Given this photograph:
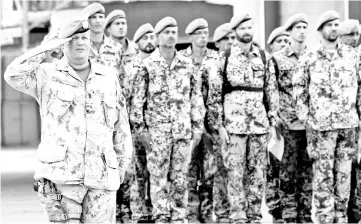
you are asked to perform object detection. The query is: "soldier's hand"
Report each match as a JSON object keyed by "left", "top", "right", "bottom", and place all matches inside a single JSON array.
[
  {"left": 139, "top": 132, "right": 151, "bottom": 151},
  {"left": 192, "top": 132, "right": 202, "bottom": 150},
  {"left": 218, "top": 126, "right": 230, "bottom": 146}
]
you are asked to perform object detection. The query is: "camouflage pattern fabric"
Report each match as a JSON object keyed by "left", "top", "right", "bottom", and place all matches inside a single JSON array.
[
  {"left": 293, "top": 43, "right": 361, "bottom": 131},
  {"left": 130, "top": 48, "right": 205, "bottom": 222},
  {"left": 308, "top": 128, "right": 356, "bottom": 224},
  {"left": 4, "top": 52, "right": 133, "bottom": 189},
  {"left": 179, "top": 46, "right": 220, "bottom": 222},
  {"left": 38, "top": 182, "right": 116, "bottom": 223},
  {"left": 223, "top": 133, "right": 268, "bottom": 223}
]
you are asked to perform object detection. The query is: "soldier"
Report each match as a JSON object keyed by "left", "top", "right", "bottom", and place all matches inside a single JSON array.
[
  {"left": 212, "top": 22, "right": 234, "bottom": 223},
  {"left": 4, "top": 17, "right": 133, "bottom": 223},
  {"left": 179, "top": 18, "right": 219, "bottom": 223},
  {"left": 105, "top": 9, "right": 140, "bottom": 223},
  {"left": 82, "top": 3, "right": 122, "bottom": 74},
  {"left": 208, "top": 13, "right": 279, "bottom": 223},
  {"left": 338, "top": 19, "right": 361, "bottom": 224},
  {"left": 293, "top": 10, "right": 361, "bottom": 223},
  {"left": 267, "top": 13, "right": 313, "bottom": 223},
  {"left": 131, "top": 16, "right": 205, "bottom": 223},
  {"left": 213, "top": 23, "right": 236, "bottom": 52},
  {"left": 134, "top": 23, "right": 156, "bottom": 59},
  {"left": 267, "top": 26, "right": 290, "bottom": 53},
  {"left": 130, "top": 23, "right": 157, "bottom": 223}
]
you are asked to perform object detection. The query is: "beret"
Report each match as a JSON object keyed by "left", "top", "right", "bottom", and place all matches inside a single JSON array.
[
  {"left": 133, "top": 23, "right": 155, "bottom": 43},
  {"left": 339, "top": 19, "right": 360, "bottom": 35},
  {"left": 213, "top": 23, "right": 233, "bottom": 42},
  {"left": 229, "top": 13, "right": 252, "bottom": 29},
  {"left": 105, "top": 10, "right": 126, "bottom": 29},
  {"left": 316, "top": 10, "right": 340, "bottom": 31},
  {"left": 154, "top": 17, "right": 177, "bottom": 35},
  {"left": 284, "top": 13, "right": 308, "bottom": 31},
  {"left": 83, "top": 3, "right": 105, "bottom": 18},
  {"left": 58, "top": 17, "right": 89, "bottom": 39},
  {"left": 185, "top": 18, "right": 208, "bottom": 34},
  {"left": 267, "top": 26, "right": 289, "bottom": 44}
]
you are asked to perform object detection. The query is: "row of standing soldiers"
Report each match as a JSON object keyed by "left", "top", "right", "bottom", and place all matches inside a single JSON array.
[{"left": 5, "top": 2, "right": 361, "bottom": 223}]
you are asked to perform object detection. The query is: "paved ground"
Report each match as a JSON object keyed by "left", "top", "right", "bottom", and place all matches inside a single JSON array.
[{"left": 1, "top": 148, "right": 273, "bottom": 224}]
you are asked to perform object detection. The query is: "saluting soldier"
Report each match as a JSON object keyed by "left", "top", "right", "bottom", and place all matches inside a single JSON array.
[{"left": 4, "top": 17, "right": 133, "bottom": 223}]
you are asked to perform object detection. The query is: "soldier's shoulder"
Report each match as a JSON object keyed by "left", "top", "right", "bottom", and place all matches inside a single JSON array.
[{"left": 178, "top": 52, "right": 193, "bottom": 64}]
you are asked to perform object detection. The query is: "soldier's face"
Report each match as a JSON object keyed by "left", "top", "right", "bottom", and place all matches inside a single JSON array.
[
  {"left": 340, "top": 32, "right": 360, "bottom": 48},
  {"left": 191, "top": 27, "right": 209, "bottom": 48},
  {"left": 107, "top": 18, "right": 127, "bottom": 38},
  {"left": 320, "top": 19, "right": 340, "bottom": 42},
  {"left": 88, "top": 13, "right": 105, "bottom": 34},
  {"left": 158, "top": 26, "right": 178, "bottom": 48},
  {"left": 138, "top": 32, "right": 156, "bottom": 53},
  {"left": 217, "top": 32, "right": 236, "bottom": 51},
  {"left": 64, "top": 31, "right": 91, "bottom": 63},
  {"left": 290, "top": 22, "right": 308, "bottom": 43},
  {"left": 235, "top": 19, "right": 253, "bottom": 43},
  {"left": 270, "top": 35, "right": 290, "bottom": 53}
]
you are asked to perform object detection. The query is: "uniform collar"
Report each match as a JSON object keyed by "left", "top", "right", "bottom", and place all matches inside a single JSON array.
[
  {"left": 233, "top": 42, "right": 260, "bottom": 57},
  {"left": 316, "top": 42, "right": 344, "bottom": 59},
  {"left": 151, "top": 48, "right": 184, "bottom": 70}
]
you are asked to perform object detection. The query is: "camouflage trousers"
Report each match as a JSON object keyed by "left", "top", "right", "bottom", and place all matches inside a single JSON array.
[
  {"left": 147, "top": 123, "right": 193, "bottom": 223},
  {"left": 116, "top": 159, "right": 135, "bottom": 222},
  {"left": 187, "top": 132, "right": 215, "bottom": 222},
  {"left": 308, "top": 128, "right": 356, "bottom": 224},
  {"left": 213, "top": 134, "right": 231, "bottom": 222},
  {"left": 130, "top": 135, "right": 152, "bottom": 222},
  {"left": 38, "top": 181, "right": 116, "bottom": 223},
  {"left": 223, "top": 133, "right": 268, "bottom": 223},
  {"left": 266, "top": 129, "right": 313, "bottom": 223},
  {"left": 347, "top": 137, "right": 361, "bottom": 224}
]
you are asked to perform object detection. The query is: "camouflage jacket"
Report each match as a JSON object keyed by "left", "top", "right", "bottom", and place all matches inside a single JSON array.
[
  {"left": 179, "top": 46, "right": 222, "bottom": 133},
  {"left": 131, "top": 48, "right": 205, "bottom": 139},
  {"left": 89, "top": 35, "right": 122, "bottom": 75},
  {"left": 208, "top": 43, "right": 279, "bottom": 134},
  {"left": 4, "top": 50, "right": 133, "bottom": 191},
  {"left": 273, "top": 46, "right": 307, "bottom": 130},
  {"left": 293, "top": 43, "right": 361, "bottom": 131}
]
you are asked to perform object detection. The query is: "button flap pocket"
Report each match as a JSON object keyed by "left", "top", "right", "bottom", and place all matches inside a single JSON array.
[
  {"left": 102, "top": 152, "right": 118, "bottom": 169},
  {"left": 38, "top": 143, "right": 67, "bottom": 163}
]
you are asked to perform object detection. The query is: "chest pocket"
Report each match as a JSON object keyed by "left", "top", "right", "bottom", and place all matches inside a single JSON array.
[
  {"left": 278, "top": 64, "right": 293, "bottom": 88},
  {"left": 48, "top": 91, "right": 75, "bottom": 120},
  {"left": 102, "top": 95, "right": 118, "bottom": 129},
  {"left": 251, "top": 63, "right": 265, "bottom": 87}
]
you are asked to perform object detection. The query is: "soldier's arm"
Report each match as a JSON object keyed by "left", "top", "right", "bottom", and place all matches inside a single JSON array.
[
  {"left": 4, "top": 50, "right": 49, "bottom": 101},
  {"left": 130, "top": 64, "right": 148, "bottom": 135},
  {"left": 265, "top": 54, "right": 280, "bottom": 127},
  {"left": 292, "top": 54, "right": 310, "bottom": 123},
  {"left": 207, "top": 59, "right": 224, "bottom": 132},
  {"left": 191, "top": 65, "right": 206, "bottom": 134},
  {"left": 113, "top": 81, "right": 133, "bottom": 174}
]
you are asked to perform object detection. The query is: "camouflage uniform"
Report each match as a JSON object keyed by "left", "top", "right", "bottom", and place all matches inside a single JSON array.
[
  {"left": 4, "top": 49, "right": 133, "bottom": 223},
  {"left": 266, "top": 46, "right": 313, "bottom": 222},
  {"left": 293, "top": 43, "right": 361, "bottom": 223},
  {"left": 117, "top": 37, "right": 140, "bottom": 223},
  {"left": 130, "top": 52, "right": 153, "bottom": 222},
  {"left": 179, "top": 46, "right": 219, "bottom": 222},
  {"left": 348, "top": 46, "right": 361, "bottom": 224},
  {"left": 208, "top": 43, "right": 279, "bottom": 223},
  {"left": 131, "top": 48, "right": 205, "bottom": 223}
]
